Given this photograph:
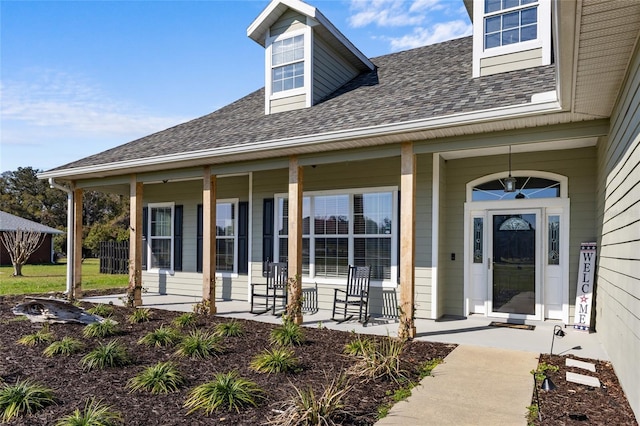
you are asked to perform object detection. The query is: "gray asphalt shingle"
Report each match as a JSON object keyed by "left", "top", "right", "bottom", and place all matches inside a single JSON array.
[{"left": 48, "top": 36, "right": 555, "bottom": 172}]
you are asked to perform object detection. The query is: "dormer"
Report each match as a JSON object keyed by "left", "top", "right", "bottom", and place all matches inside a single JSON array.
[
  {"left": 248, "top": 0, "right": 374, "bottom": 115},
  {"left": 469, "top": 0, "right": 552, "bottom": 77}
]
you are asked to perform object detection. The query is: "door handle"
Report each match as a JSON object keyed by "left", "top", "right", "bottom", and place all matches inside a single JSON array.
[{"left": 488, "top": 258, "right": 491, "bottom": 270}]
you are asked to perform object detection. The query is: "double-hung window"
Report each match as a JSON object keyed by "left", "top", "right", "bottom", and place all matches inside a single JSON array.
[
  {"left": 484, "top": 0, "right": 538, "bottom": 49},
  {"left": 148, "top": 203, "right": 174, "bottom": 270},
  {"left": 271, "top": 34, "right": 304, "bottom": 94},
  {"left": 275, "top": 188, "right": 396, "bottom": 283},
  {"left": 216, "top": 201, "right": 237, "bottom": 273}
]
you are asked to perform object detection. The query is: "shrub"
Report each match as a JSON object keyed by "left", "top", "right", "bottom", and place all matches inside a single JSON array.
[
  {"left": 214, "top": 320, "right": 244, "bottom": 337},
  {"left": 17, "top": 325, "right": 54, "bottom": 346},
  {"left": 127, "top": 362, "right": 184, "bottom": 394},
  {"left": 172, "top": 313, "right": 197, "bottom": 328},
  {"left": 343, "top": 334, "right": 375, "bottom": 357},
  {"left": 80, "top": 340, "right": 130, "bottom": 370},
  {"left": 175, "top": 329, "right": 223, "bottom": 359},
  {"left": 87, "top": 304, "right": 114, "bottom": 318},
  {"left": 0, "top": 379, "right": 56, "bottom": 422},
  {"left": 269, "top": 375, "right": 352, "bottom": 426},
  {"left": 128, "top": 308, "right": 152, "bottom": 324},
  {"left": 270, "top": 320, "right": 305, "bottom": 347},
  {"left": 44, "top": 337, "right": 84, "bottom": 357},
  {"left": 83, "top": 320, "right": 119, "bottom": 338},
  {"left": 250, "top": 347, "right": 300, "bottom": 374},
  {"left": 55, "top": 398, "right": 122, "bottom": 426},
  {"left": 138, "top": 325, "right": 181, "bottom": 347},
  {"left": 184, "top": 372, "right": 264, "bottom": 414},
  {"left": 348, "top": 336, "right": 407, "bottom": 383}
]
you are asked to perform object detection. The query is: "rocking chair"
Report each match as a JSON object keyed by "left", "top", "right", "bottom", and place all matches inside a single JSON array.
[
  {"left": 331, "top": 265, "right": 371, "bottom": 324},
  {"left": 250, "top": 262, "right": 288, "bottom": 315}
]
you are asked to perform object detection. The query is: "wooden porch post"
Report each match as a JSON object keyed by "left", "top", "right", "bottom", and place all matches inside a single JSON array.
[
  {"left": 72, "top": 187, "right": 83, "bottom": 300},
  {"left": 287, "top": 156, "right": 304, "bottom": 324},
  {"left": 128, "top": 176, "right": 143, "bottom": 307},
  {"left": 399, "top": 142, "right": 417, "bottom": 339},
  {"left": 202, "top": 167, "right": 217, "bottom": 314}
]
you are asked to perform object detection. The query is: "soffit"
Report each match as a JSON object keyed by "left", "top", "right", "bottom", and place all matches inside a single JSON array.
[{"left": 572, "top": 0, "right": 640, "bottom": 117}]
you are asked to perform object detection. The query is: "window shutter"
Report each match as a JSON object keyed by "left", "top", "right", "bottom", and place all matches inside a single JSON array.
[
  {"left": 263, "top": 198, "right": 274, "bottom": 276},
  {"left": 174, "top": 205, "right": 183, "bottom": 271},
  {"left": 238, "top": 201, "right": 249, "bottom": 274},
  {"left": 196, "top": 204, "right": 203, "bottom": 273},
  {"left": 142, "top": 207, "right": 148, "bottom": 271}
]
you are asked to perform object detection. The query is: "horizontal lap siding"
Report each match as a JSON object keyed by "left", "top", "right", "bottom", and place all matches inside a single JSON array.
[
  {"left": 270, "top": 10, "right": 305, "bottom": 38},
  {"left": 443, "top": 147, "right": 597, "bottom": 316},
  {"left": 250, "top": 156, "right": 434, "bottom": 318},
  {"left": 480, "top": 48, "right": 542, "bottom": 76},
  {"left": 313, "top": 36, "right": 359, "bottom": 104},
  {"left": 596, "top": 43, "right": 640, "bottom": 419},
  {"left": 143, "top": 176, "right": 249, "bottom": 299},
  {"left": 416, "top": 154, "right": 434, "bottom": 318}
]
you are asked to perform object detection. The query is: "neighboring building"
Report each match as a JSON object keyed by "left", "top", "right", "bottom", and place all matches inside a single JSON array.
[
  {"left": 0, "top": 211, "right": 63, "bottom": 265},
  {"left": 39, "top": 0, "right": 640, "bottom": 417}
]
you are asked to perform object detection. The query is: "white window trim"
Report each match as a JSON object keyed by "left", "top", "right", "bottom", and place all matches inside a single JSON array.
[
  {"left": 264, "top": 26, "right": 312, "bottom": 113},
  {"left": 274, "top": 186, "right": 398, "bottom": 287},
  {"left": 216, "top": 198, "right": 239, "bottom": 277},
  {"left": 472, "top": 0, "right": 551, "bottom": 78},
  {"left": 147, "top": 202, "right": 174, "bottom": 273}
]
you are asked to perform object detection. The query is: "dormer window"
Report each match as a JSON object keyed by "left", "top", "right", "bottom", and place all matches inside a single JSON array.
[
  {"left": 272, "top": 34, "right": 304, "bottom": 93},
  {"left": 472, "top": 0, "right": 551, "bottom": 78},
  {"left": 484, "top": 0, "right": 538, "bottom": 49}
]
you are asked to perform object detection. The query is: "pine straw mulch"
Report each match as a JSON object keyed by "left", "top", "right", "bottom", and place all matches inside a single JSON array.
[{"left": 0, "top": 295, "right": 455, "bottom": 425}]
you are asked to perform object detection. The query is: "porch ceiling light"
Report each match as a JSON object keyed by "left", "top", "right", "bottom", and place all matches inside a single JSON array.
[{"left": 504, "top": 146, "right": 517, "bottom": 193}]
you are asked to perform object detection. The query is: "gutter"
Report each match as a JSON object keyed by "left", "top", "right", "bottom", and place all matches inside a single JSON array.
[
  {"left": 48, "top": 178, "right": 74, "bottom": 298},
  {"left": 39, "top": 93, "right": 564, "bottom": 180}
]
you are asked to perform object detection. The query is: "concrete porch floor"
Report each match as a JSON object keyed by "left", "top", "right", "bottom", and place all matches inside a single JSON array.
[{"left": 83, "top": 293, "right": 609, "bottom": 361}]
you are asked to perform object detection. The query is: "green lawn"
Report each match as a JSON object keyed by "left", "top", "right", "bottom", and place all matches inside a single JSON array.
[{"left": 0, "top": 258, "right": 127, "bottom": 295}]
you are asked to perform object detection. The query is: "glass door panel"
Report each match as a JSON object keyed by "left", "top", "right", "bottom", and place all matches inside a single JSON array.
[{"left": 491, "top": 213, "right": 536, "bottom": 316}]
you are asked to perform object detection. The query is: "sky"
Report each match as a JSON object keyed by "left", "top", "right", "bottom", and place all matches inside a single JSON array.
[{"left": 0, "top": 0, "right": 472, "bottom": 173}]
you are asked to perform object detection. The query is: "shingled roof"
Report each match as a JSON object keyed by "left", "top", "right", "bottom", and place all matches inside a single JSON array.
[
  {"left": 47, "top": 36, "right": 555, "bottom": 172},
  {"left": 0, "top": 211, "right": 63, "bottom": 234}
]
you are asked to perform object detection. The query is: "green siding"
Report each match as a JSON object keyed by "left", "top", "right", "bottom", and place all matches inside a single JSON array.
[
  {"left": 596, "top": 42, "right": 640, "bottom": 419},
  {"left": 442, "top": 147, "right": 597, "bottom": 316}
]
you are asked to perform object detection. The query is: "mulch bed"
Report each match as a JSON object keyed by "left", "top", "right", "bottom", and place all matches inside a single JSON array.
[
  {"left": 1, "top": 294, "right": 637, "bottom": 425},
  {"left": 530, "top": 353, "right": 637, "bottom": 425},
  {"left": 0, "top": 295, "right": 455, "bottom": 425}
]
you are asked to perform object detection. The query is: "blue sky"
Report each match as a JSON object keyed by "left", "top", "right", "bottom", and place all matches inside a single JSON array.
[{"left": 1, "top": 0, "right": 471, "bottom": 173}]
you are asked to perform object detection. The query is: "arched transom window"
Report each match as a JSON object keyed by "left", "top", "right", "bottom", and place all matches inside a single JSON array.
[{"left": 472, "top": 176, "right": 561, "bottom": 201}]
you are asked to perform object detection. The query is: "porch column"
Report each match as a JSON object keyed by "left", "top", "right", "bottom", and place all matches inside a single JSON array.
[
  {"left": 72, "top": 187, "right": 83, "bottom": 300},
  {"left": 128, "top": 176, "right": 143, "bottom": 307},
  {"left": 202, "top": 167, "right": 217, "bottom": 314},
  {"left": 399, "top": 142, "right": 417, "bottom": 339},
  {"left": 287, "top": 156, "right": 304, "bottom": 324}
]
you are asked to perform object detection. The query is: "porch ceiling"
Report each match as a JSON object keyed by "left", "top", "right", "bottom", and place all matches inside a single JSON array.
[{"left": 572, "top": 0, "right": 640, "bottom": 118}]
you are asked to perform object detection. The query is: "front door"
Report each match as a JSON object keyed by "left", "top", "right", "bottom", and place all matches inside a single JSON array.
[{"left": 488, "top": 210, "right": 541, "bottom": 319}]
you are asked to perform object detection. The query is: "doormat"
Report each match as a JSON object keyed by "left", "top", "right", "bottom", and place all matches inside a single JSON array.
[{"left": 489, "top": 321, "right": 535, "bottom": 330}]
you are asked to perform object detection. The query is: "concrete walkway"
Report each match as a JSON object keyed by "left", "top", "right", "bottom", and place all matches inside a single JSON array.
[{"left": 375, "top": 345, "right": 539, "bottom": 425}]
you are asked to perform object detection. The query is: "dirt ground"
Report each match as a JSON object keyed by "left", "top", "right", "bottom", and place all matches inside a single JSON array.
[
  {"left": 0, "top": 295, "right": 455, "bottom": 425},
  {"left": 0, "top": 294, "right": 636, "bottom": 425}
]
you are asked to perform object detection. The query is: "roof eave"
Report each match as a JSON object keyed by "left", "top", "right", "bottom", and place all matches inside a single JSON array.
[{"left": 38, "top": 94, "right": 562, "bottom": 181}]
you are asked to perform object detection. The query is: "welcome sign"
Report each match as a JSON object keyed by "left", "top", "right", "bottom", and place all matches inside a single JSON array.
[{"left": 574, "top": 242, "right": 597, "bottom": 331}]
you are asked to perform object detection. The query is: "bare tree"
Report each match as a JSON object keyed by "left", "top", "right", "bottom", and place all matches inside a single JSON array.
[{"left": 0, "top": 228, "right": 46, "bottom": 276}]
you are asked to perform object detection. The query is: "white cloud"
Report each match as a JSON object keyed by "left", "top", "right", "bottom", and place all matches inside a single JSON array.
[
  {"left": 349, "top": 0, "right": 442, "bottom": 28},
  {"left": 387, "top": 19, "right": 472, "bottom": 50},
  {"left": 0, "top": 70, "right": 188, "bottom": 145},
  {"left": 0, "top": 69, "right": 190, "bottom": 171}
]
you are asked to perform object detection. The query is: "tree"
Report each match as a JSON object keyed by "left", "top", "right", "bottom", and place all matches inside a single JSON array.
[
  {"left": 0, "top": 228, "right": 46, "bottom": 276},
  {"left": 1, "top": 167, "right": 130, "bottom": 257}
]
